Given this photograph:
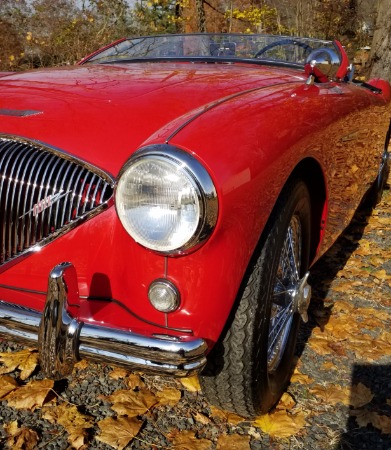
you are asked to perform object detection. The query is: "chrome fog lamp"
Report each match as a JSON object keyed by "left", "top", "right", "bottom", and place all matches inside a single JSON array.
[
  {"left": 115, "top": 145, "right": 218, "bottom": 254},
  {"left": 148, "top": 279, "right": 180, "bottom": 313}
]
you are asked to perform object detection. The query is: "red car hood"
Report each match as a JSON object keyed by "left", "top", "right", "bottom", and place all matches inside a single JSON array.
[{"left": 0, "top": 63, "right": 303, "bottom": 175}]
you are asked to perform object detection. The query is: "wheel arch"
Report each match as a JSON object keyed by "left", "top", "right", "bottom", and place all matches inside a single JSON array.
[{"left": 285, "top": 157, "right": 327, "bottom": 264}]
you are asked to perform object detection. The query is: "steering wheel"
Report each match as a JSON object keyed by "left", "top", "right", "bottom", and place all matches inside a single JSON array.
[{"left": 255, "top": 39, "right": 312, "bottom": 58}]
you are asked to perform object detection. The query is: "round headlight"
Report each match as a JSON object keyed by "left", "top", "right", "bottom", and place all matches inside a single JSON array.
[{"left": 115, "top": 145, "right": 217, "bottom": 254}]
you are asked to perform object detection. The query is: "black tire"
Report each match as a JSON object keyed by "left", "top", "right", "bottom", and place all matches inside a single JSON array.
[
  {"left": 200, "top": 179, "right": 311, "bottom": 418},
  {"left": 372, "top": 149, "right": 390, "bottom": 206}
]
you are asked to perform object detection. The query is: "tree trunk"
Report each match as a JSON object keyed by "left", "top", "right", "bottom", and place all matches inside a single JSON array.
[
  {"left": 196, "top": 0, "right": 206, "bottom": 32},
  {"left": 369, "top": 0, "right": 391, "bottom": 82}
]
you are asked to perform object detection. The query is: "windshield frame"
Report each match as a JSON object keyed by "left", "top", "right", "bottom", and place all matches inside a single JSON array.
[{"left": 80, "top": 33, "right": 341, "bottom": 71}]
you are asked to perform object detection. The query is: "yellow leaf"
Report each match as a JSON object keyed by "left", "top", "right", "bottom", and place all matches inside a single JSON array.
[
  {"left": 253, "top": 410, "right": 305, "bottom": 438},
  {"left": 350, "top": 383, "right": 374, "bottom": 408},
  {"left": 42, "top": 403, "right": 94, "bottom": 449},
  {"left": 5, "top": 379, "right": 54, "bottom": 410},
  {"left": 193, "top": 411, "right": 211, "bottom": 425},
  {"left": 217, "top": 433, "right": 250, "bottom": 449},
  {"left": 168, "top": 430, "right": 212, "bottom": 450},
  {"left": 73, "top": 359, "right": 89, "bottom": 371},
  {"left": 97, "top": 416, "right": 143, "bottom": 450},
  {"left": 310, "top": 385, "right": 350, "bottom": 406},
  {"left": 320, "top": 361, "right": 338, "bottom": 371},
  {"left": 0, "top": 349, "right": 39, "bottom": 380},
  {"left": 180, "top": 375, "right": 201, "bottom": 392},
  {"left": 0, "top": 375, "right": 19, "bottom": 398},
  {"left": 155, "top": 387, "right": 181, "bottom": 407},
  {"left": 108, "top": 388, "right": 157, "bottom": 417},
  {"left": 4, "top": 421, "right": 39, "bottom": 450},
  {"left": 373, "top": 269, "right": 391, "bottom": 281}
]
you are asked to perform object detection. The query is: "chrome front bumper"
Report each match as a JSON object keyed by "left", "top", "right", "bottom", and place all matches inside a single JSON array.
[{"left": 0, "top": 263, "right": 208, "bottom": 379}]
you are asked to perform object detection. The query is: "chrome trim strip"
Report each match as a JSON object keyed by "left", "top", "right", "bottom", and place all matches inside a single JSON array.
[
  {"left": 0, "top": 109, "right": 43, "bottom": 117},
  {"left": 0, "top": 263, "right": 207, "bottom": 377}
]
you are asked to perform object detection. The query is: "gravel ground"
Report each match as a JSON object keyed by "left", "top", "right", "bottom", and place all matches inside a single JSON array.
[{"left": 0, "top": 184, "right": 390, "bottom": 450}]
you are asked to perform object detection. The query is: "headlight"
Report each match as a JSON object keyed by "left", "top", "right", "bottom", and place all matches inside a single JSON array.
[{"left": 115, "top": 145, "right": 218, "bottom": 254}]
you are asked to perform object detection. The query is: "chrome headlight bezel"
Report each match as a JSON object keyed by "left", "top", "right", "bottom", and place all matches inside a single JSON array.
[{"left": 115, "top": 144, "right": 218, "bottom": 255}]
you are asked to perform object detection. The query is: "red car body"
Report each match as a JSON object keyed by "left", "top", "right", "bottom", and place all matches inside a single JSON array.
[{"left": 0, "top": 35, "right": 390, "bottom": 411}]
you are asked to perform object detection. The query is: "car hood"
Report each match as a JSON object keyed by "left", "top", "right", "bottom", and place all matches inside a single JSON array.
[{"left": 0, "top": 62, "right": 303, "bottom": 175}]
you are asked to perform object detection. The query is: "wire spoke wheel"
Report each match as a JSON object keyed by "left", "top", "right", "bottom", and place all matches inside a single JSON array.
[
  {"left": 201, "top": 179, "right": 311, "bottom": 418},
  {"left": 268, "top": 215, "right": 301, "bottom": 372}
]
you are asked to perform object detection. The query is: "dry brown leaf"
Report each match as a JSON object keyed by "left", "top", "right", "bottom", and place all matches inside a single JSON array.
[
  {"left": 126, "top": 373, "right": 145, "bottom": 389},
  {"left": 180, "top": 375, "right": 201, "bottom": 392},
  {"left": 350, "top": 409, "right": 374, "bottom": 427},
  {"left": 253, "top": 410, "right": 306, "bottom": 438},
  {"left": 97, "top": 416, "right": 143, "bottom": 450},
  {"left": 275, "top": 392, "right": 296, "bottom": 411},
  {"left": 4, "top": 420, "right": 39, "bottom": 450},
  {"left": 387, "top": 398, "right": 391, "bottom": 407},
  {"left": 0, "top": 374, "right": 19, "bottom": 398},
  {"left": 208, "top": 406, "right": 246, "bottom": 425},
  {"left": 320, "top": 361, "right": 338, "bottom": 371},
  {"left": 0, "top": 349, "right": 39, "bottom": 380},
  {"left": 291, "top": 367, "right": 314, "bottom": 384},
  {"left": 42, "top": 403, "right": 94, "bottom": 449},
  {"left": 310, "top": 385, "right": 350, "bottom": 406},
  {"left": 307, "top": 337, "right": 334, "bottom": 356},
  {"left": 193, "top": 411, "right": 212, "bottom": 425},
  {"left": 73, "top": 359, "right": 89, "bottom": 371},
  {"left": 5, "top": 379, "right": 54, "bottom": 410},
  {"left": 216, "top": 433, "right": 250, "bottom": 449},
  {"left": 108, "top": 388, "right": 157, "bottom": 417},
  {"left": 155, "top": 387, "right": 181, "bottom": 407},
  {"left": 109, "top": 367, "right": 129, "bottom": 380},
  {"left": 350, "top": 383, "right": 374, "bottom": 408},
  {"left": 168, "top": 430, "right": 212, "bottom": 450},
  {"left": 373, "top": 414, "right": 391, "bottom": 434}
]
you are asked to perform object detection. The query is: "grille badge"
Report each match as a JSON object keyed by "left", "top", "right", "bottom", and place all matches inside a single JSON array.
[{"left": 19, "top": 190, "right": 72, "bottom": 219}]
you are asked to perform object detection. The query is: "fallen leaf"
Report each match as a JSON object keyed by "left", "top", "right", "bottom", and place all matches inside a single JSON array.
[
  {"left": 193, "top": 411, "right": 211, "bottom": 425},
  {"left": 350, "top": 408, "right": 375, "bottom": 427},
  {"left": 350, "top": 383, "right": 374, "bottom": 408},
  {"left": 4, "top": 420, "right": 39, "bottom": 450},
  {"left": 73, "top": 360, "right": 89, "bottom": 371},
  {"left": 42, "top": 403, "right": 94, "bottom": 449},
  {"left": 0, "top": 375, "right": 19, "bottom": 398},
  {"left": 209, "top": 406, "right": 245, "bottom": 425},
  {"left": 310, "top": 385, "right": 350, "bottom": 406},
  {"left": 253, "top": 410, "right": 305, "bottom": 438},
  {"left": 320, "top": 361, "right": 338, "bottom": 371},
  {"left": 126, "top": 373, "right": 145, "bottom": 389},
  {"left": 108, "top": 388, "right": 157, "bottom": 417},
  {"left": 275, "top": 392, "right": 296, "bottom": 411},
  {"left": 291, "top": 369, "right": 313, "bottom": 385},
  {"left": 155, "top": 387, "right": 181, "bottom": 407},
  {"left": 0, "top": 349, "right": 39, "bottom": 380},
  {"left": 109, "top": 367, "right": 129, "bottom": 380},
  {"left": 373, "top": 414, "right": 391, "bottom": 434},
  {"left": 216, "top": 433, "right": 250, "bottom": 449},
  {"left": 180, "top": 375, "right": 201, "bottom": 392},
  {"left": 168, "top": 430, "right": 212, "bottom": 450},
  {"left": 97, "top": 416, "right": 143, "bottom": 450},
  {"left": 5, "top": 379, "right": 54, "bottom": 410}
]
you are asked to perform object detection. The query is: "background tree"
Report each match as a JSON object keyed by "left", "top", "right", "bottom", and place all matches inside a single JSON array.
[{"left": 368, "top": 0, "right": 391, "bottom": 83}]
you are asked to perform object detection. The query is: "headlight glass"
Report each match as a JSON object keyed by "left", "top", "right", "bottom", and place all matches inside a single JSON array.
[{"left": 115, "top": 146, "right": 217, "bottom": 254}]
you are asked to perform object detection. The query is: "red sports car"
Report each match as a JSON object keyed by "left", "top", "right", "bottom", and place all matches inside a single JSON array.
[{"left": 0, "top": 34, "right": 390, "bottom": 418}]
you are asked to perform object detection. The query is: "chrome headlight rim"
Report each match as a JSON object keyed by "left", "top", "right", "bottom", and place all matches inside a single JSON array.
[{"left": 115, "top": 144, "right": 218, "bottom": 255}]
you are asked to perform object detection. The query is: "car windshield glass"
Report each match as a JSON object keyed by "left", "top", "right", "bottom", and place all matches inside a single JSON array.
[{"left": 84, "top": 34, "right": 339, "bottom": 68}]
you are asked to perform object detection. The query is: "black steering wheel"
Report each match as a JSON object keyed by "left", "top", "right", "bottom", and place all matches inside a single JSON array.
[{"left": 254, "top": 39, "right": 312, "bottom": 58}]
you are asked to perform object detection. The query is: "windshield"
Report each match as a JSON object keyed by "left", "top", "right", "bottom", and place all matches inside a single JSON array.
[{"left": 83, "top": 34, "right": 340, "bottom": 69}]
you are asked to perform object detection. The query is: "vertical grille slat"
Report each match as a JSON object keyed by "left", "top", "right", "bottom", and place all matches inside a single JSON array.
[{"left": 0, "top": 137, "right": 113, "bottom": 267}]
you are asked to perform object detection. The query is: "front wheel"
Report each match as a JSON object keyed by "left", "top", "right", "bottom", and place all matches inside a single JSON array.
[{"left": 201, "top": 179, "right": 312, "bottom": 418}]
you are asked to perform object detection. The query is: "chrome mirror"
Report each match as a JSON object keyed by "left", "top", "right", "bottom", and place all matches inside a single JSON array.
[{"left": 305, "top": 48, "right": 341, "bottom": 84}]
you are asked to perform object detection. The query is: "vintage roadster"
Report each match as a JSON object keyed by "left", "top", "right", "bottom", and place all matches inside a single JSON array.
[{"left": 0, "top": 34, "right": 390, "bottom": 418}]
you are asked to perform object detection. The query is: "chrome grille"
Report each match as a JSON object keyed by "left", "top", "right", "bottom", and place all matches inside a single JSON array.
[{"left": 0, "top": 136, "right": 113, "bottom": 266}]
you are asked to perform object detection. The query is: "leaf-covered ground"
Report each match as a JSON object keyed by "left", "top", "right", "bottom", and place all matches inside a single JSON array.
[{"left": 0, "top": 183, "right": 390, "bottom": 450}]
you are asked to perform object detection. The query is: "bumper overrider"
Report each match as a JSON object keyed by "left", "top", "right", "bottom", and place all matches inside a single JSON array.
[{"left": 0, "top": 263, "right": 208, "bottom": 379}]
